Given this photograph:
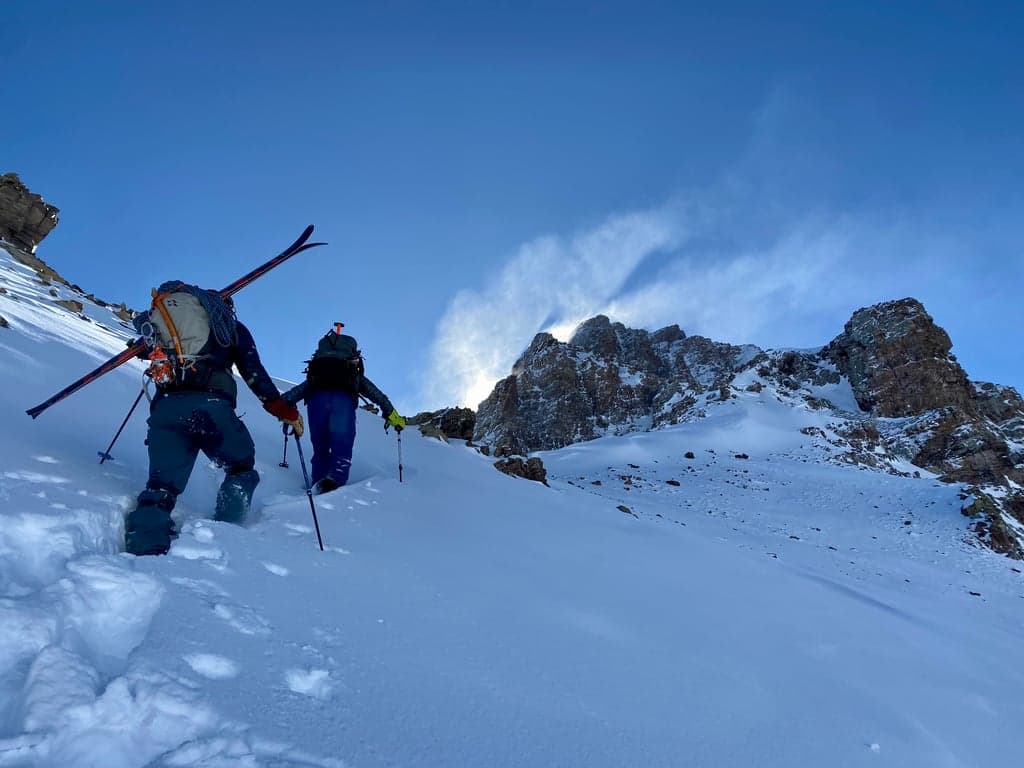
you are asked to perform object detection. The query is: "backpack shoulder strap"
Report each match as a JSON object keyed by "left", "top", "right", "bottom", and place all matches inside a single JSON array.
[{"left": 150, "top": 287, "right": 185, "bottom": 359}]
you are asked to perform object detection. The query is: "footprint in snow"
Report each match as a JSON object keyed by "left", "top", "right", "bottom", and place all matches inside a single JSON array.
[
  {"left": 183, "top": 653, "right": 240, "bottom": 680},
  {"left": 213, "top": 602, "right": 271, "bottom": 636},
  {"left": 61, "top": 557, "right": 164, "bottom": 677},
  {"left": 169, "top": 576, "right": 230, "bottom": 599},
  {"left": 285, "top": 668, "right": 333, "bottom": 700},
  {"left": 284, "top": 522, "right": 313, "bottom": 536},
  {"left": 171, "top": 543, "right": 225, "bottom": 562},
  {"left": 31, "top": 455, "right": 60, "bottom": 464},
  {"left": 3, "top": 470, "right": 71, "bottom": 484},
  {"left": 262, "top": 562, "right": 290, "bottom": 576},
  {"left": 171, "top": 522, "right": 226, "bottom": 563},
  {"left": 190, "top": 523, "right": 216, "bottom": 543}
]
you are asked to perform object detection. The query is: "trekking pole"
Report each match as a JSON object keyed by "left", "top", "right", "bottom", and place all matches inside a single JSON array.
[
  {"left": 290, "top": 427, "right": 324, "bottom": 551},
  {"left": 397, "top": 429, "right": 404, "bottom": 483},
  {"left": 98, "top": 385, "right": 147, "bottom": 464},
  {"left": 278, "top": 424, "right": 290, "bottom": 468}
]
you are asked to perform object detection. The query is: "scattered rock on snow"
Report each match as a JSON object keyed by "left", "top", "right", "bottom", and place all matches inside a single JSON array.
[{"left": 55, "top": 298, "right": 84, "bottom": 314}]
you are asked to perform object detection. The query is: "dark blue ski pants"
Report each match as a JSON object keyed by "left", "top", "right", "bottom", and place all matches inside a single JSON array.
[
  {"left": 125, "top": 392, "right": 258, "bottom": 555},
  {"left": 306, "top": 389, "right": 357, "bottom": 487}
]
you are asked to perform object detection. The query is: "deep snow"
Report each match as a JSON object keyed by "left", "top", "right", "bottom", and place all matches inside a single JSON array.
[{"left": 2, "top": 245, "right": 1023, "bottom": 767}]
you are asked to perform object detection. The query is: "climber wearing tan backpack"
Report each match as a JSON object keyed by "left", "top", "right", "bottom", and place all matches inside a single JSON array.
[{"left": 124, "top": 280, "right": 302, "bottom": 555}]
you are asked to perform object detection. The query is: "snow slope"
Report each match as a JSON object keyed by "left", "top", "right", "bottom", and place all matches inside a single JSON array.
[{"left": 2, "top": 246, "right": 1024, "bottom": 767}]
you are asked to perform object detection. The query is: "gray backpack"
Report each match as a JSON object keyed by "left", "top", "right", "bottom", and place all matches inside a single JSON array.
[{"left": 134, "top": 281, "right": 236, "bottom": 385}]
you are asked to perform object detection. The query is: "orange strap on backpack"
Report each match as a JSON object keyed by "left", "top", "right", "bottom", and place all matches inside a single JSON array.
[{"left": 151, "top": 288, "right": 185, "bottom": 360}]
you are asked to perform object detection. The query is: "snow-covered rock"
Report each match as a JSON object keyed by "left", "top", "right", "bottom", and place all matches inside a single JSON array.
[{"left": 474, "top": 304, "right": 1024, "bottom": 557}]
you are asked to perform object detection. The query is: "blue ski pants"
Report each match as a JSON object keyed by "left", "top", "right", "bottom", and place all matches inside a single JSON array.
[{"left": 306, "top": 389, "right": 357, "bottom": 487}]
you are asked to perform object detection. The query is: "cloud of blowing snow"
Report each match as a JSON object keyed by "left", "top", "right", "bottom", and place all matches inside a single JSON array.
[
  {"left": 422, "top": 208, "right": 685, "bottom": 409},
  {"left": 422, "top": 204, "right": 870, "bottom": 409}
]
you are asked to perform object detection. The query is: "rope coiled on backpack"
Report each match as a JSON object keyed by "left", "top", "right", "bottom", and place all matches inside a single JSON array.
[{"left": 155, "top": 281, "right": 238, "bottom": 348}]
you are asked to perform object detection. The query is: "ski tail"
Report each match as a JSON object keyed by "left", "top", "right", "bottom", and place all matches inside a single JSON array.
[{"left": 26, "top": 342, "right": 145, "bottom": 419}]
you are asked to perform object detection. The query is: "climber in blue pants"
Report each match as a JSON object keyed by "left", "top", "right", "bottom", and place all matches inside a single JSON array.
[
  {"left": 306, "top": 388, "right": 358, "bottom": 487},
  {"left": 284, "top": 325, "right": 405, "bottom": 494}
]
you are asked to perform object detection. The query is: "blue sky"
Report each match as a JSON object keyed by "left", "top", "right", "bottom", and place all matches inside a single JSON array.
[{"left": 3, "top": 0, "right": 1022, "bottom": 411}]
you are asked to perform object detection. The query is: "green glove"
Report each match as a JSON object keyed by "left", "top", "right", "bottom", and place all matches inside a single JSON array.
[{"left": 386, "top": 409, "right": 406, "bottom": 432}]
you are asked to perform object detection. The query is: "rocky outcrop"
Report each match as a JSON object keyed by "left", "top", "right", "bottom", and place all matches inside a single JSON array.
[
  {"left": 0, "top": 174, "right": 59, "bottom": 252},
  {"left": 825, "top": 299, "right": 972, "bottom": 417},
  {"left": 820, "top": 299, "right": 1024, "bottom": 556},
  {"left": 961, "top": 491, "right": 1024, "bottom": 560},
  {"left": 1, "top": 177, "right": 136, "bottom": 331},
  {"left": 54, "top": 299, "right": 84, "bottom": 314},
  {"left": 1, "top": 240, "right": 68, "bottom": 285},
  {"left": 409, "top": 407, "right": 477, "bottom": 442},
  {"left": 473, "top": 315, "right": 761, "bottom": 455},
  {"left": 493, "top": 456, "right": 548, "bottom": 485},
  {"left": 472, "top": 300, "right": 1024, "bottom": 558}
]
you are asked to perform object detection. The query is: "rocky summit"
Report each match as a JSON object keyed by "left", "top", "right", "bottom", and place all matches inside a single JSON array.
[
  {"left": 474, "top": 315, "right": 760, "bottom": 454},
  {"left": 472, "top": 303, "right": 1024, "bottom": 558},
  {"left": 0, "top": 173, "right": 59, "bottom": 253}
]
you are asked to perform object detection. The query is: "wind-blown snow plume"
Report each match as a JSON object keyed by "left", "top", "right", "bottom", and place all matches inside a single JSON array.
[
  {"left": 604, "top": 218, "right": 857, "bottom": 342},
  {"left": 423, "top": 208, "right": 684, "bottom": 408}
]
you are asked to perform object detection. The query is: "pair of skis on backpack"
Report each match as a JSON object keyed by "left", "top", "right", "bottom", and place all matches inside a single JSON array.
[{"left": 26, "top": 225, "right": 326, "bottom": 419}]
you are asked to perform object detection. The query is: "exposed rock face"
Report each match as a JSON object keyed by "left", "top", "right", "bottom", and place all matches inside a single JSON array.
[
  {"left": 825, "top": 299, "right": 972, "bottom": 417},
  {"left": 472, "top": 300, "right": 1024, "bottom": 558},
  {"left": 0, "top": 173, "right": 59, "bottom": 252},
  {"left": 493, "top": 456, "right": 548, "bottom": 485},
  {"left": 409, "top": 407, "right": 477, "bottom": 442},
  {"left": 474, "top": 315, "right": 761, "bottom": 454},
  {"left": 1, "top": 177, "right": 135, "bottom": 332},
  {"left": 821, "top": 299, "right": 1024, "bottom": 556}
]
